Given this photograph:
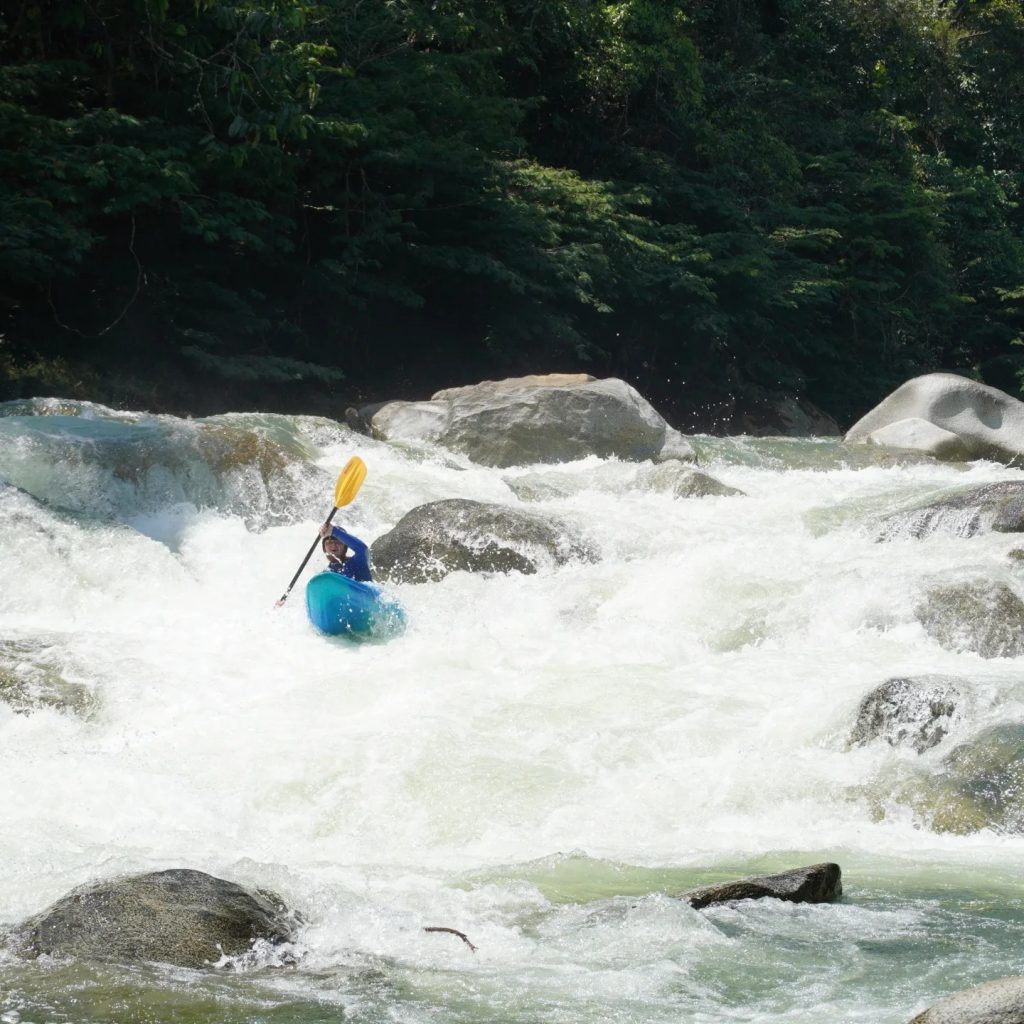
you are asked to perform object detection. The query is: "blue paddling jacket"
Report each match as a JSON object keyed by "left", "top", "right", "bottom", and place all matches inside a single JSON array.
[{"left": 325, "top": 525, "right": 373, "bottom": 582}]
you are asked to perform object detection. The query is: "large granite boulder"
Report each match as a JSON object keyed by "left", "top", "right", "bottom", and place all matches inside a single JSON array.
[
  {"left": 360, "top": 375, "right": 696, "bottom": 467},
  {"left": 910, "top": 975, "right": 1024, "bottom": 1023},
  {"left": 846, "top": 374, "right": 1024, "bottom": 463},
  {"left": 879, "top": 482, "right": 1024, "bottom": 540},
  {"left": 371, "top": 499, "right": 597, "bottom": 583},
  {"left": 916, "top": 581, "right": 1024, "bottom": 659},
  {"left": 10, "top": 869, "right": 297, "bottom": 968},
  {"left": 677, "top": 863, "right": 842, "bottom": 910},
  {"left": 849, "top": 677, "right": 964, "bottom": 754}
]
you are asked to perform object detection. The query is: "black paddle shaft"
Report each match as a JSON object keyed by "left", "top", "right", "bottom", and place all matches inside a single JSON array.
[{"left": 276, "top": 507, "right": 339, "bottom": 606}]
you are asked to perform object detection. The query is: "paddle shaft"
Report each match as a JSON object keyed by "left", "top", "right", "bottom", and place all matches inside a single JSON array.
[{"left": 276, "top": 507, "right": 339, "bottom": 606}]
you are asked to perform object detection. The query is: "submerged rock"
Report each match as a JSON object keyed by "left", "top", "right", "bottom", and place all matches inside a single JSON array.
[
  {"left": 849, "top": 676, "right": 964, "bottom": 754},
  {"left": 0, "top": 639, "right": 96, "bottom": 717},
  {"left": 846, "top": 373, "right": 1024, "bottom": 463},
  {"left": 371, "top": 499, "right": 597, "bottom": 583},
  {"left": 916, "top": 581, "right": 1024, "bottom": 659},
  {"left": 642, "top": 463, "right": 745, "bottom": 498},
  {"left": 886, "top": 724, "right": 1024, "bottom": 836},
  {"left": 361, "top": 375, "right": 696, "bottom": 467},
  {"left": 879, "top": 482, "right": 1024, "bottom": 540},
  {"left": 11, "top": 869, "right": 297, "bottom": 968},
  {"left": 676, "top": 863, "right": 842, "bottom": 910},
  {"left": 910, "top": 974, "right": 1024, "bottom": 1023}
]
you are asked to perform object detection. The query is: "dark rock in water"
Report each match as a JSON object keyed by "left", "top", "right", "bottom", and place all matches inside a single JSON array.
[
  {"left": 11, "top": 869, "right": 297, "bottom": 968},
  {"left": 916, "top": 581, "right": 1024, "bottom": 659},
  {"left": 879, "top": 481, "right": 1024, "bottom": 540},
  {"left": 910, "top": 974, "right": 1024, "bottom": 1023},
  {"left": 676, "top": 863, "right": 842, "bottom": 910},
  {"left": 735, "top": 395, "right": 842, "bottom": 438},
  {"left": 371, "top": 498, "right": 598, "bottom": 583},
  {"left": 849, "top": 676, "right": 964, "bottom": 754}
]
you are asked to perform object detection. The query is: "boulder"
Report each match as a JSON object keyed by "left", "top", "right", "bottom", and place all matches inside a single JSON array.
[
  {"left": 736, "top": 395, "right": 843, "bottom": 437},
  {"left": 861, "top": 418, "right": 973, "bottom": 461},
  {"left": 370, "top": 499, "right": 598, "bottom": 583},
  {"left": 677, "top": 863, "right": 842, "bottom": 910},
  {"left": 846, "top": 373, "right": 1024, "bottom": 463},
  {"left": 849, "top": 676, "right": 964, "bottom": 754},
  {"left": 916, "top": 581, "right": 1024, "bottom": 659},
  {"left": 361, "top": 375, "right": 696, "bottom": 467},
  {"left": 910, "top": 975, "right": 1024, "bottom": 1023},
  {"left": 11, "top": 869, "right": 297, "bottom": 968},
  {"left": 892, "top": 724, "right": 1024, "bottom": 835},
  {"left": 879, "top": 482, "right": 1024, "bottom": 540},
  {"left": 642, "top": 463, "right": 745, "bottom": 498}
]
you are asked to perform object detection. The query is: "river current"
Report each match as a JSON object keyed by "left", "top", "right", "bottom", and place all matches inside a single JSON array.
[{"left": 1, "top": 398, "right": 1024, "bottom": 1023}]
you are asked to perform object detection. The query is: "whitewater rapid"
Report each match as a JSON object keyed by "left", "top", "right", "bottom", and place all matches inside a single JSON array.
[{"left": 2, "top": 400, "right": 1024, "bottom": 1023}]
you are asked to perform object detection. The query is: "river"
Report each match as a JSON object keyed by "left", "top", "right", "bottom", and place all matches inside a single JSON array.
[{"left": 1, "top": 398, "right": 1023, "bottom": 1023}]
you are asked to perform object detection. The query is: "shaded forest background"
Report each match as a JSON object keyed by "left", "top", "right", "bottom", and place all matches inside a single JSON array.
[{"left": 3, "top": 0, "right": 1024, "bottom": 430}]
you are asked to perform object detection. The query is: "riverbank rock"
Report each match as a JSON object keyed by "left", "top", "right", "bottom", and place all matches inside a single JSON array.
[
  {"left": 676, "top": 863, "right": 842, "bottom": 910},
  {"left": 371, "top": 499, "right": 597, "bottom": 583},
  {"left": 849, "top": 677, "right": 964, "bottom": 754},
  {"left": 11, "top": 869, "right": 297, "bottom": 968},
  {"left": 910, "top": 975, "right": 1024, "bottom": 1023},
  {"left": 735, "top": 395, "right": 842, "bottom": 437},
  {"left": 916, "top": 581, "right": 1024, "bottom": 659},
  {"left": 879, "top": 482, "right": 1024, "bottom": 540},
  {"left": 360, "top": 375, "right": 697, "bottom": 467},
  {"left": 846, "top": 373, "right": 1024, "bottom": 463}
]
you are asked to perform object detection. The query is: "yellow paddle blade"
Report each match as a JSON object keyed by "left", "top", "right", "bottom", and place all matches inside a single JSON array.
[{"left": 334, "top": 456, "right": 367, "bottom": 508}]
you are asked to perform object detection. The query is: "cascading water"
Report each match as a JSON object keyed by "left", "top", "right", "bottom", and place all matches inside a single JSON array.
[{"left": 2, "top": 399, "right": 1024, "bottom": 1023}]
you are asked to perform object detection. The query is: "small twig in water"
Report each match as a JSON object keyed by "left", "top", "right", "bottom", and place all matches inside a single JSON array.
[{"left": 423, "top": 926, "right": 477, "bottom": 952}]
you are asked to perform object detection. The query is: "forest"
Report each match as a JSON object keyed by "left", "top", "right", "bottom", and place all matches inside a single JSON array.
[{"left": 2, "top": 0, "right": 1024, "bottom": 429}]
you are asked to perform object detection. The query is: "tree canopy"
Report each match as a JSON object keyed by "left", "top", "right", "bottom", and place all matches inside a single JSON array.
[{"left": 3, "top": 0, "right": 1024, "bottom": 427}]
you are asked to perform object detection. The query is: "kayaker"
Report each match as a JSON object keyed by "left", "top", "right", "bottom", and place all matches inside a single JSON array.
[{"left": 318, "top": 523, "right": 373, "bottom": 582}]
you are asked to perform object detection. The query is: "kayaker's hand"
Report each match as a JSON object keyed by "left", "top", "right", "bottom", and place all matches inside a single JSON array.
[{"left": 318, "top": 523, "right": 331, "bottom": 539}]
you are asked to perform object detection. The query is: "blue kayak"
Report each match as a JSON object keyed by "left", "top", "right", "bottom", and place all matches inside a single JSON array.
[{"left": 305, "top": 571, "right": 406, "bottom": 640}]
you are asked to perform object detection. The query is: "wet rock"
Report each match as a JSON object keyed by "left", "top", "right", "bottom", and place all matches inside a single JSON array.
[
  {"left": 846, "top": 373, "right": 1024, "bottom": 463},
  {"left": 642, "top": 463, "right": 745, "bottom": 498},
  {"left": 370, "top": 499, "right": 597, "bottom": 583},
  {"left": 361, "top": 375, "right": 696, "bottom": 467},
  {"left": 676, "top": 863, "right": 842, "bottom": 910},
  {"left": 11, "top": 869, "right": 297, "bottom": 968},
  {"left": 910, "top": 974, "right": 1024, "bottom": 1022},
  {"left": 916, "top": 581, "right": 1024, "bottom": 659},
  {"left": 890, "top": 724, "right": 1024, "bottom": 835},
  {"left": 849, "top": 677, "right": 964, "bottom": 754},
  {"left": 879, "top": 482, "right": 1024, "bottom": 540},
  {"left": 931, "top": 724, "right": 1024, "bottom": 835},
  {"left": 0, "top": 639, "right": 96, "bottom": 717}
]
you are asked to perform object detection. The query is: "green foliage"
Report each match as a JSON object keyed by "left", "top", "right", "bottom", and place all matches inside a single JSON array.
[{"left": 3, "top": 0, "right": 1024, "bottom": 423}]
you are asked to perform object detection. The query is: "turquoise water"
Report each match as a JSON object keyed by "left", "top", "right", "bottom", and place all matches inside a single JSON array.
[{"left": 1, "top": 400, "right": 1023, "bottom": 1023}]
